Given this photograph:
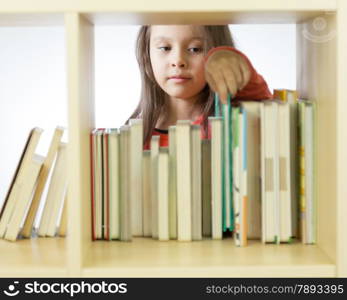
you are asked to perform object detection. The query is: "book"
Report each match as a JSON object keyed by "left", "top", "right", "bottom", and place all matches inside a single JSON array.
[
  {"left": 38, "top": 142, "right": 67, "bottom": 237},
  {"left": 57, "top": 192, "right": 67, "bottom": 237},
  {"left": 91, "top": 129, "right": 104, "bottom": 240},
  {"left": 45, "top": 143, "right": 68, "bottom": 237},
  {"left": 158, "top": 147, "right": 169, "bottom": 241},
  {"left": 142, "top": 150, "right": 152, "bottom": 237},
  {"left": 129, "top": 119, "right": 143, "bottom": 236},
  {"left": 241, "top": 102, "right": 261, "bottom": 240},
  {"left": 0, "top": 127, "right": 43, "bottom": 238},
  {"left": 191, "top": 124, "right": 202, "bottom": 241},
  {"left": 120, "top": 125, "right": 131, "bottom": 241},
  {"left": 238, "top": 107, "right": 248, "bottom": 247},
  {"left": 21, "top": 126, "right": 64, "bottom": 238},
  {"left": 201, "top": 139, "right": 212, "bottom": 237},
  {"left": 176, "top": 120, "right": 192, "bottom": 241},
  {"left": 260, "top": 101, "right": 280, "bottom": 244},
  {"left": 209, "top": 116, "right": 223, "bottom": 240},
  {"left": 168, "top": 126, "right": 177, "bottom": 239},
  {"left": 222, "top": 97, "right": 233, "bottom": 232},
  {"left": 102, "top": 129, "right": 110, "bottom": 240},
  {"left": 298, "top": 100, "right": 316, "bottom": 244},
  {"left": 150, "top": 135, "right": 160, "bottom": 239},
  {"left": 108, "top": 128, "right": 120, "bottom": 240},
  {"left": 232, "top": 106, "right": 241, "bottom": 244},
  {"left": 4, "top": 154, "right": 44, "bottom": 241},
  {"left": 274, "top": 89, "right": 299, "bottom": 242}
]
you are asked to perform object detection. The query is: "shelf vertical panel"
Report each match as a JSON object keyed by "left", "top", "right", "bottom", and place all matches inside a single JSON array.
[
  {"left": 65, "top": 13, "right": 95, "bottom": 276},
  {"left": 336, "top": 0, "right": 347, "bottom": 277},
  {"left": 297, "top": 13, "right": 337, "bottom": 265}
]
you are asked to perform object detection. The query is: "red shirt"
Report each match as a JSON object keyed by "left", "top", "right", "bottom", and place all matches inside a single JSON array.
[{"left": 143, "top": 46, "right": 273, "bottom": 150}]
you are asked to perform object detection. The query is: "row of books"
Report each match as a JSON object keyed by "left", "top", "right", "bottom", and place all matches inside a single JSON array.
[
  {"left": 0, "top": 127, "right": 68, "bottom": 242},
  {"left": 90, "top": 89, "right": 316, "bottom": 246}
]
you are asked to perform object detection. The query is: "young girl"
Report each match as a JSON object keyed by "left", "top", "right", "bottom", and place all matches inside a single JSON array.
[{"left": 126, "top": 25, "right": 272, "bottom": 149}]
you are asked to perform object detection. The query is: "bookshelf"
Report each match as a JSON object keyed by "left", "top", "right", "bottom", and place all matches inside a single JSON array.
[{"left": 0, "top": 0, "right": 346, "bottom": 278}]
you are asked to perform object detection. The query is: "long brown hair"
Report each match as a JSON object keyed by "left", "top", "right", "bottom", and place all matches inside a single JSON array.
[{"left": 126, "top": 25, "right": 235, "bottom": 146}]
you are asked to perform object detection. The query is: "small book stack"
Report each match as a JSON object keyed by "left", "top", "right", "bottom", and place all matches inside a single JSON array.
[
  {"left": 0, "top": 127, "right": 68, "bottom": 242},
  {"left": 90, "top": 89, "right": 316, "bottom": 246}
]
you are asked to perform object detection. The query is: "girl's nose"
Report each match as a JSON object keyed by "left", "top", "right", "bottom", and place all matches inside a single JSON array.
[
  {"left": 171, "top": 51, "right": 187, "bottom": 68},
  {"left": 171, "top": 60, "right": 186, "bottom": 68}
]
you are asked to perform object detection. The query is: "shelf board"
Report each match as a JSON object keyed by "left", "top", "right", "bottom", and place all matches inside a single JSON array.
[
  {"left": 0, "top": 0, "right": 337, "bottom": 13},
  {"left": 0, "top": 0, "right": 337, "bottom": 25},
  {"left": 0, "top": 238, "right": 68, "bottom": 277},
  {"left": 0, "top": 13, "right": 64, "bottom": 26},
  {"left": 83, "top": 238, "right": 336, "bottom": 277}
]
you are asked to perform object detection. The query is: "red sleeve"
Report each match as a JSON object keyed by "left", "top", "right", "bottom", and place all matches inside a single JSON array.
[{"left": 205, "top": 46, "right": 273, "bottom": 100}]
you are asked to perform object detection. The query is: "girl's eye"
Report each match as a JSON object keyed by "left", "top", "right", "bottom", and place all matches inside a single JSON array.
[
  {"left": 158, "top": 46, "right": 171, "bottom": 51},
  {"left": 188, "top": 47, "right": 203, "bottom": 53}
]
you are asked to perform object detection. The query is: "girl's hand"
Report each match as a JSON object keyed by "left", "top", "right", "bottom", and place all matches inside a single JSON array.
[{"left": 205, "top": 49, "right": 251, "bottom": 104}]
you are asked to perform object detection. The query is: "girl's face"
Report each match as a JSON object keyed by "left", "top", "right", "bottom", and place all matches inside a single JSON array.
[{"left": 149, "top": 25, "right": 206, "bottom": 101}]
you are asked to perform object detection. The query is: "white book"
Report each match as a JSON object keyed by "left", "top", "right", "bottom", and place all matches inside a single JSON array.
[
  {"left": 176, "top": 120, "right": 192, "bottom": 241},
  {"left": 209, "top": 117, "right": 223, "bottom": 240},
  {"left": 241, "top": 102, "right": 261, "bottom": 240},
  {"left": 95, "top": 129, "right": 103, "bottom": 239},
  {"left": 239, "top": 108, "right": 248, "bottom": 247},
  {"left": 46, "top": 143, "right": 68, "bottom": 237},
  {"left": 168, "top": 126, "right": 177, "bottom": 239},
  {"left": 232, "top": 107, "right": 241, "bottom": 245},
  {"left": 305, "top": 104, "right": 315, "bottom": 244},
  {"left": 129, "top": 119, "right": 143, "bottom": 236},
  {"left": 4, "top": 154, "right": 44, "bottom": 241},
  {"left": 158, "top": 148, "right": 169, "bottom": 241},
  {"left": 120, "top": 125, "right": 131, "bottom": 241},
  {"left": 278, "top": 102, "right": 293, "bottom": 242},
  {"left": 191, "top": 124, "right": 202, "bottom": 241},
  {"left": 150, "top": 135, "right": 159, "bottom": 239},
  {"left": 142, "top": 150, "right": 152, "bottom": 237},
  {"left": 0, "top": 127, "right": 43, "bottom": 238},
  {"left": 261, "top": 101, "right": 280, "bottom": 244},
  {"left": 108, "top": 129, "right": 120, "bottom": 240}
]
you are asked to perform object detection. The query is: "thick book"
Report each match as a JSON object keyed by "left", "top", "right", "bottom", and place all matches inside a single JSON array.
[
  {"left": 0, "top": 127, "right": 43, "bottom": 238},
  {"left": 201, "top": 139, "right": 212, "bottom": 237},
  {"left": 150, "top": 135, "right": 160, "bottom": 239},
  {"left": 176, "top": 120, "right": 192, "bottom": 241},
  {"left": 129, "top": 119, "right": 143, "bottom": 237},
  {"left": 57, "top": 192, "right": 67, "bottom": 237},
  {"left": 21, "top": 126, "right": 64, "bottom": 238},
  {"left": 191, "top": 124, "right": 202, "bottom": 241},
  {"left": 168, "top": 126, "right": 177, "bottom": 240},
  {"left": 260, "top": 101, "right": 280, "bottom": 244},
  {"left": 142, "top": 150, "right": 152, "bottom": 237},
  {"left": 241, "top": 102, "right": 262, "bottom": 240},
  {"left": 209, "top": 116, "right": 223, "bottom": 240},
  {"left": 102, "top": 129, "right": 110, "bottom": 240},
  {"left": 158, "top": 147, "right": 169, "bottom": 241},
  {"left": 91, "top": 129, "right": 104, "bottom": 240},
  {"left": 238, "top": 107, "right": 248, "bottom": 247},
  {"left": 38, "top": 142, "right": 68, "bottom": 237},
  {"left": 4, "top": 154, "right": 44, "bottom": 241},
  {"left": 120, "top": 125, "right": 132, "bottom": 241},
  {"left": 45, "top": 143, "right": 68, "bottom": 237},
  {"left": 108, "top": 128, "right": 120, "bottom": 240}
]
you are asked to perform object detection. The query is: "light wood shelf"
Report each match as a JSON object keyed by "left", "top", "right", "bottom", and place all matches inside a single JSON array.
[
  {"left": 82, "top": 238, "right": 335, "bottom": 277},
  {"left": 0, "top": 0, "right": 346, "bottom": 277},
  {"left": 0, "top": 238, "right": 67, "bottom": 277}
]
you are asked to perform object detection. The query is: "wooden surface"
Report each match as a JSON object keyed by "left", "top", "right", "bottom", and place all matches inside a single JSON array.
[
  {"left": 0, "top": 238, "right": 67, "bottom": 277},
  {"left": 82, "top": 238, "right": 335, "bottom": 277}
]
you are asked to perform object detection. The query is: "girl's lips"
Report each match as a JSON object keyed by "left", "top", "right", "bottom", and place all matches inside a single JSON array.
[{"left": 169, "top": 77, "right": 191, "bottom": 83}]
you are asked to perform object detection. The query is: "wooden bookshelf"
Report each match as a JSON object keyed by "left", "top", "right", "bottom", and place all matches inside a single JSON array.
[{"left": 0, "top": 0, "right": 346, "bottom": 277}]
